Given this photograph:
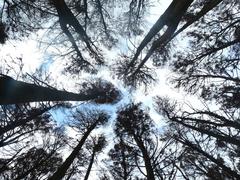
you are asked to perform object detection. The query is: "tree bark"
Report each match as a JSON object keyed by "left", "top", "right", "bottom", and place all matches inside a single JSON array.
[
  {"left": 133, "top": 135, "right": 155, "bottom": 180},
  {"left": 128, "top": 0, "right": 193, "bottom": 69},
  {"left": 0, "top": 76, "right": 101, "bottom": 105},
  {"left": 83, "top": 149, "right": 96, "bottom": 180},
  {"left": 48, "top": 120, "right": 99, "bottom": 180}
]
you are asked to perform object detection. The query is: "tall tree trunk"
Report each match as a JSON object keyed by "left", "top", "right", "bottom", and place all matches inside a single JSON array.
[
  {"left": 48, "top": 121, "right": 99, "bottom": 180},
  {"left": 169, "top": 115, "right": 240, "bottom": 146},
  {"left": 127, "top": 0, "right": 193, "bottom": 69},
  {"left": 133, "top": 136, "right": 155, "bottom": 180},
  {"left": 51, "top": 0, "right": 102, "bottom": 64},
  {"left": 83, "top": 149, "right": 96, "bottom": 180},
  {"left": 128, "top": 0, "right": 224, "bottom": 77},
  {"left": 120, "top": 143, "right": 128, "bottom": 180},
  {"left": 0, "top": 75, "right": 102, "bottom": 105},
  {"left": 170, "top": 0, "right": 223, "bottom": 41}
]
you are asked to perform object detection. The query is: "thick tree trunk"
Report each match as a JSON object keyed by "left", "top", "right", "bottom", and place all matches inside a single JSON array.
[
  {"left": 51, "top": 0, "right": 102, "bottom": 64},
  {"left": 171, "top": 0, "right": 223, "bottom": 41},
  {"left": 134, "top": 136, "right": 155, "bottom": 180},
  {"left": 128, "top": 0, "right": 193, "bottom": 69},
  {"left": 129, "top": 0, "right": 224, "bottom": 77},
  {"left": 0, "top": 76, "right": 101, "bottom": 105}
]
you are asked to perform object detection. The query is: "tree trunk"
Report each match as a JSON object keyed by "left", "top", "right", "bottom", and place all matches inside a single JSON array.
[
  {"left": 171, "top": 0, "right": 223, "bottom": 41},
  {"left": 0, "top": 76, "right": 101, "bottom": 105},
  {"left": 51, "top": 0, "right": 102, "bottom": 63},
  {"left": 48, "top": 121, "right": 99, "bottom": 180},
  {"left": 169, "top": 115, "right": 240, "bottom": 146},
  {"left": 83, "top": 149, "right": 96, "bottom": 180},
  {"left": 128, "top": 0, "right": 193, "bottom": 69},
  {"left": 133, "top": 136, "right": 155, "bottom": 180},
  {"left": 120, "top": 144, "right": 128, "bottom": 180}
]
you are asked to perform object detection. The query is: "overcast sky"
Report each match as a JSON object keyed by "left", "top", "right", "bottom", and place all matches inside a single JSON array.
[
  {"left": 0, "top": 0, "right": 207, "bottom": 178},
  {"left": 0, "top": 0, "right": 206, "bottom": 146}
]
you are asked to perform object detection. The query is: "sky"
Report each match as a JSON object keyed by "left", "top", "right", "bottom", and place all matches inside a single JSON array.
[
  {"left": 0, "top": 0, "right": 183, "bottom": 113},
  {"left": 0, "top": 0, "right": 207, "bottom": 178}
]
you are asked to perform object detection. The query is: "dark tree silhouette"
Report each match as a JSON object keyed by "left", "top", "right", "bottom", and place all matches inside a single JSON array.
[
  {"left": 1, "top": 0, "right": 240, "bottom": 179},
  {"left": 49, "top": 109, "right": 109, "bottom": 180},
  {"left": 166, "top": 0, "right": 240, "bottom": 109},
  {"left": 107, "top": 137, "right": 137, "bottom": 180},
  {"left": 83, "top": 134, "right": 107, "bottom": 180},
  {"left": 0, "top": 0, "right": 53, "bottom": 42},
  {"left": 155, "top": 97, "right": 240, "bottom": 179},
  {"left": 127, "top": 0, "right": 193, "bottom": 69},
  {"left": 10, "top": 147, "right": 62, "bottom": 180},
  {"left": 115, "top": 103, "right": 159, "bottom": 180},
  {"left": 0, "top": 128, "right": 65, "bottom": 179},
  {"left": 0, "top": 22, "right": 8, "bottom": 44},
  {"left": 0, "top": 75, "right": 120, "bottom": 105},
  {"left": 117, "top": 0, "right": 229, "bottom": 87},
  {"left": 0, "top": 103, "right": 56, "bottom": 148},
  {"left": 0, "top": 104, "right": 58, "bottom": 139},
  {"left": 50, "top": 0, "right": 104, "bottom": 66}
]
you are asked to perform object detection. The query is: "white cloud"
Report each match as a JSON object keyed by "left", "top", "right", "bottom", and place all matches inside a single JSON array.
[{"left": 0, "top": 38, "right": 44, "bottom": 75}]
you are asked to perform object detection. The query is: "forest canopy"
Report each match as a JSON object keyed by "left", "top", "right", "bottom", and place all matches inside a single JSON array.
[{"left": 0, "top": 0, "right": 240, "bottom": 179}]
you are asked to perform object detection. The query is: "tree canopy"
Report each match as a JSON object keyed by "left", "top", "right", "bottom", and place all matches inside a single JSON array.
[{"left": 0, "top": 0, "right": 240, "bottom": 179}]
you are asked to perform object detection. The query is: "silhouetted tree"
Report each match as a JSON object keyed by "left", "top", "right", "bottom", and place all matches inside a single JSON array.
[
  {"left": 0, "top": 128, "right": 65, "bottom": 179},
  {"left": 116, "top": 0, "right": 234, "bottom": 87},
  {"left": 83, "top": 134, "right": 107, "bottom": 180},
  {"left": 0, "top": 103, "right": 58, "bottom": 139},
  {"left": 0, "top": 0, "right": 53, "bottom": 42},
  {"left": 149, "top": 1, "right": 240, "bottom": 178},
  {"left": 0, "top": 103, "right": 56, "bottom": 148},
  {"left": 155, "top": 97, "right": 240, "bottom": 179},
  {"left": 107, "top": 137, "right": 137, "bottom": 180},
  {"left": 1, "top": 0, "right": 239, "bottom": 179},
  {"left": 49, "top": 109, "right": 109, "bottom": 180},
  {"left": 0, "top": 75, "right": 120, "bottom": 105},
  {"left": 115, "top": 103, "right": 162, "bottom": 180}
]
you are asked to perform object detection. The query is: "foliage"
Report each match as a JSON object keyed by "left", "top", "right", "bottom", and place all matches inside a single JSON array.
[{"left": 1, "top": 0, "right": 240, "bottom": 179}]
